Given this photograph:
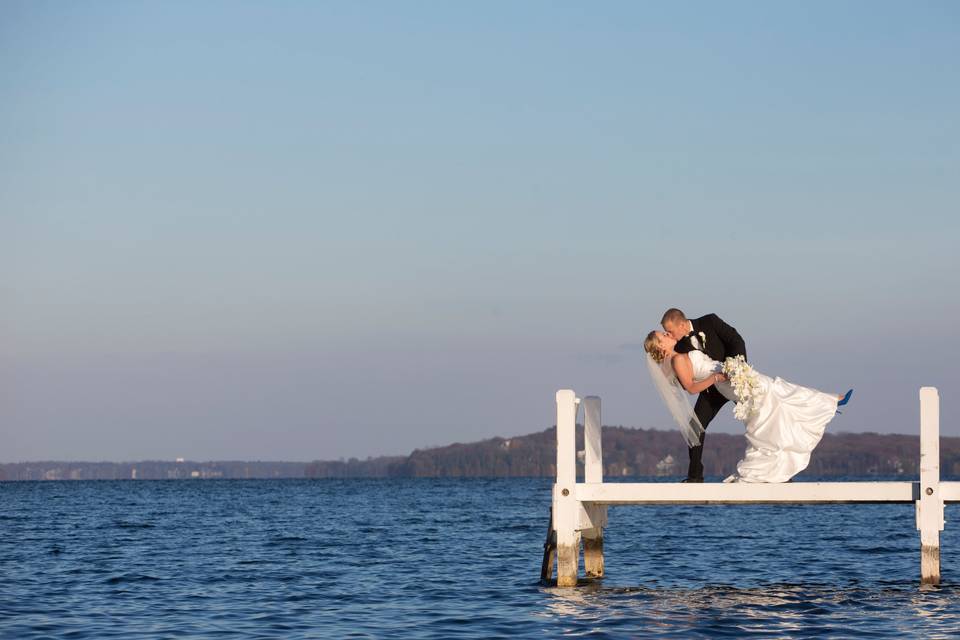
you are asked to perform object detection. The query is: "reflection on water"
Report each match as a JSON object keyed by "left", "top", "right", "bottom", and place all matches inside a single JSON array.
[{"left": 543, "top": 583, "right": 960, "bottom": 637}]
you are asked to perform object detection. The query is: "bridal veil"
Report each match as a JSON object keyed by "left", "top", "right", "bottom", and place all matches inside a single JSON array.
[{"left": 645, "top": 354, "right": 704, "bottom": 447}]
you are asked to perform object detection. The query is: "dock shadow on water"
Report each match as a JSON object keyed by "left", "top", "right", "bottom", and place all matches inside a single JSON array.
[{"left": 3, "top": 477, "right": 960, "bottom": 638}]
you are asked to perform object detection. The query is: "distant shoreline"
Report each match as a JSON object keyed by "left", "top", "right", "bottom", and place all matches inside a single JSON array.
[{"left": 3, "top": 427, "right": 954, "bottom": 482}]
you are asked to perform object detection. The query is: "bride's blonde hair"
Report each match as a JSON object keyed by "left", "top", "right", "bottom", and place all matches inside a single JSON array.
[{"left": 644, "top": 330, "right": 666, "bottom": 364}]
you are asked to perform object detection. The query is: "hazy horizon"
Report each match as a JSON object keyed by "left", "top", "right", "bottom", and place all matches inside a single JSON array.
[
  {"left": 0, "top": 424, "right": 944, "bottom": 465},
  {"left": 3, "top": 1, "right": 958, "bottom": 462}
]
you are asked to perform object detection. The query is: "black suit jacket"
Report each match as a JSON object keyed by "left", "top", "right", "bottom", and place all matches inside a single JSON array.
[{"left": 674, "top": 313, "right": 747, "bottom": 364}]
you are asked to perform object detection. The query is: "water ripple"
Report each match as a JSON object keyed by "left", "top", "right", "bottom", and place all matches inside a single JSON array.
[{"left": 2, "top": 477, "right": 960, "bottom": 638}]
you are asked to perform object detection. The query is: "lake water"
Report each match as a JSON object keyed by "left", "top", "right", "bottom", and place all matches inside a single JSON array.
[{"left": 2, "top": 477, "right": 960, "bottom": 638}]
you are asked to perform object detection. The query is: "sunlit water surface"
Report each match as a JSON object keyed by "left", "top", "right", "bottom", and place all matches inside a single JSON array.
[{"left": 2, "top": 477, "right": 959, "bottom": 638}]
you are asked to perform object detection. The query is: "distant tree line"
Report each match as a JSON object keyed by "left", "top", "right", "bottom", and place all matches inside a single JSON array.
[
  {"left": 303, "top": 456, "right": 406, "bottom": 478},
  {"left": 4, "top": 428, "right": 959, "bottom": 481},
  {"left": 0, "top": 460, "right": 308, "bottom": 482},
  {"left": 309, "top": 427, "right": 960, "bottom": 480}
]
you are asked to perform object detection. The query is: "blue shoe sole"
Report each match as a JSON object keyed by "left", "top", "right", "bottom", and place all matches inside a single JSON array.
[{"left": 838, "top": 389, "right": 853, "bottom": 407}]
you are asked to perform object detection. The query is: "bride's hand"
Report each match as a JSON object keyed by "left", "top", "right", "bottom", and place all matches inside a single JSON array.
[{"left": 714, "top": 373, "right": 728, "bottom": 384}]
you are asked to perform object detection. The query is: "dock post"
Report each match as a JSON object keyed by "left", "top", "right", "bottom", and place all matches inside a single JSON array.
[
  {"left": 917, "top": 387, "right": 943, "bottom": 585},
  {"left": 539, "top": 507, "right": 557, "bottom": 583},
  {"left": 582, "top": 396, "right": 606, "bottom": 579},
  {"left": 553, "top": 390, "right": 580, "bottom": 586}
]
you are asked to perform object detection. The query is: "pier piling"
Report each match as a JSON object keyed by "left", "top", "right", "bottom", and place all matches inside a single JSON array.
[
  {"left": 548, "top": 386, "right": 951, "bottom": 586},
  {"left": 918, "top": 387, "right": 943, "bottom": 585}
]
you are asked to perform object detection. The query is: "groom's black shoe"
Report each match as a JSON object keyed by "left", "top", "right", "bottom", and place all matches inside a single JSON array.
[{"left": 681, "top": 477, "right": 704, "bottom": 483}]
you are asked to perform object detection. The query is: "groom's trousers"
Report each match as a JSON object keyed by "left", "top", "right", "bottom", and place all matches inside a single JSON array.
[{"left": 688, "top": 389, "right": 730, "bottom": 481}]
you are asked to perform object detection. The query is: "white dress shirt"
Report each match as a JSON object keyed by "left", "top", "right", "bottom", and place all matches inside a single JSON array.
[{"left": 687, "top": 320, "right": 702, "bottom": 350}]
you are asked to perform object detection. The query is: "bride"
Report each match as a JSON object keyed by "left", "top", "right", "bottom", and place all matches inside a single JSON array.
[{"left": 644, "top": 330, "right": 852, "bottom": 483}]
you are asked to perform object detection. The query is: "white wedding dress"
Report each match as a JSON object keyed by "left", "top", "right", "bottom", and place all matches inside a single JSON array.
[{"left": 687, "top": 350, "right": 838, "bottom": 483}]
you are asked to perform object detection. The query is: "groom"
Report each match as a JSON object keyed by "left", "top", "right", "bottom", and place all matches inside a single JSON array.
[{"left": 661, "top": 308, "right": 747, "bottom": 483}]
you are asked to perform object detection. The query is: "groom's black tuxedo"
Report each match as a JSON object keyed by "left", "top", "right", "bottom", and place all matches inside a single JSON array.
[
  {"left": 673, "top": 313, "right": 747, "bottom": 481},
  {"left": 674, "top": 313, "right": 746, "bottom": 363}
]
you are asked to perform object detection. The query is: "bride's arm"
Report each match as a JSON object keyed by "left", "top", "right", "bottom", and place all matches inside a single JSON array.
[{"left": 672, "top": 354, "right": 725, "bottom": 395}]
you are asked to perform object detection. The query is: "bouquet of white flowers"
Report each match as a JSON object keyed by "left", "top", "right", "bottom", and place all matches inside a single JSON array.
[{"left": 721, "top": 355, "right": 761, "bottom": 421}]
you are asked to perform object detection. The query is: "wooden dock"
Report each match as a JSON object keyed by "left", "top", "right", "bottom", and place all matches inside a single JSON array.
[{"left": 544, "top": 388, "right": 951, "bottom": 586}]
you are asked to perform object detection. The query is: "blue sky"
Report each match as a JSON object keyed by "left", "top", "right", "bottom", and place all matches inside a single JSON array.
[{"left": 2, "top": 1, "right": 958, "bottom": 462}]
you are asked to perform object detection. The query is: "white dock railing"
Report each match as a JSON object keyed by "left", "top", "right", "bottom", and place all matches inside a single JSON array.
[{"left": 546, "top": 387, "right": 952, "bottom": 586}]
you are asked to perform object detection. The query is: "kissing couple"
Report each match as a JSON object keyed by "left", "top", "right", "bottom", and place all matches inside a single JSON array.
[{"left": 644, "top": 308, "right": 853, "bottom": 483}]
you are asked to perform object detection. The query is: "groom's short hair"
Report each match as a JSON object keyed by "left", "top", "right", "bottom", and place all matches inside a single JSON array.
[{"left": 661, "top": 308, "right": 686, "bottom": 326}]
